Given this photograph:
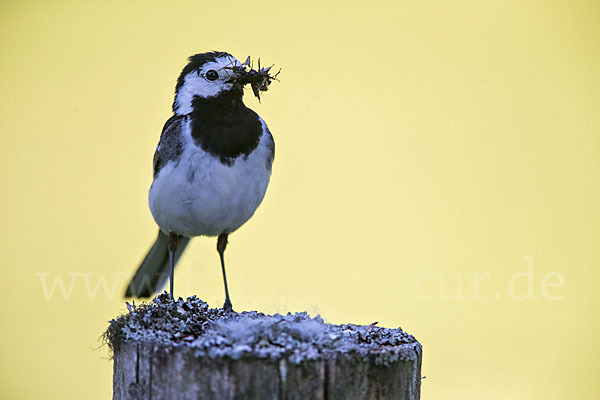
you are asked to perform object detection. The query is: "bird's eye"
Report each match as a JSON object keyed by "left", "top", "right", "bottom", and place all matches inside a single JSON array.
[{"left": 206, "top": 70, "right": 219, "bottom": 81}]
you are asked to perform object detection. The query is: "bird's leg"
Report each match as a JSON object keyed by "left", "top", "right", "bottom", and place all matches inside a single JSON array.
[
  {"left": 167, "top": 232, "right": 179, "bottom": 300},
  {"left": 217, "top": 233, "right": 233, "bottom": 311}
]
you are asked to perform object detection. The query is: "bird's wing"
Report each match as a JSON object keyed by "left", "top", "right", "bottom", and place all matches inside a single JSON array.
[
  {"left": 259, "top": 117, "right": 275, "bottom": 172},
  {"left": 153, "top": 115, "right": 185, "bottom": 178}
]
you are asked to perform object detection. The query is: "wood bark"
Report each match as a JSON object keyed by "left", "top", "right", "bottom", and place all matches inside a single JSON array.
[{"left": 113, "top": 341, "right": 422, "bottom": 399}]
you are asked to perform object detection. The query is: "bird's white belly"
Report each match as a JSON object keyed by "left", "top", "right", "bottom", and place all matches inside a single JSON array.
[{"left": 148, "top": 138, "right": 271, "bottom": 237}]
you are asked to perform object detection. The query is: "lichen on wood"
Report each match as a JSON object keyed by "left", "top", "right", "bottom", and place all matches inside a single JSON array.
[{"left": 106, "top": 293, "right": 422, "bottom": 399}]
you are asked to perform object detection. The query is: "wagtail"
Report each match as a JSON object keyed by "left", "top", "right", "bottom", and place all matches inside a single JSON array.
[{"left": 125, "top": 51, "right": 277, "bottom": 310}]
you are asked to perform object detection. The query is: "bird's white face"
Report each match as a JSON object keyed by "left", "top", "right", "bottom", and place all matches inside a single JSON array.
[{"left": 174, "top": 55, "right": 243, "bottom": 115}]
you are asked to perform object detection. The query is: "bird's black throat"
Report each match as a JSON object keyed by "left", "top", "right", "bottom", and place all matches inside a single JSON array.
[{"left": 190, "top": 90, "right": 262, "bottom": 166}]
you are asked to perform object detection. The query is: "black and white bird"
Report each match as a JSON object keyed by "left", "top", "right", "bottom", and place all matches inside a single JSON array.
[{"left": 125, "top": 51, "right": 276, "bottom": 310}]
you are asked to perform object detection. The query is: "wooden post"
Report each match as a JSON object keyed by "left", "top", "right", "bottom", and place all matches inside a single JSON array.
[{"left": 106, "top": 294, "right": 422, "bottom": 400}]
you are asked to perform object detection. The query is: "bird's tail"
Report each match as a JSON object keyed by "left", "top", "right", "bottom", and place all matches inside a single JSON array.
[{"left": 125, "top": 230, "right": 190, "bottom": 298}]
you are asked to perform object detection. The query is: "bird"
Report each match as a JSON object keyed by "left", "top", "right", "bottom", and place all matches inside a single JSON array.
[{"left": 125, "top": 51, "right": 276, "bottom": 311}]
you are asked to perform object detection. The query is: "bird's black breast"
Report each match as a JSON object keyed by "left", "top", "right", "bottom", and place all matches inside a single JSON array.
[{"left": 190, "top": 94, "right": 262, "bottom": 166}]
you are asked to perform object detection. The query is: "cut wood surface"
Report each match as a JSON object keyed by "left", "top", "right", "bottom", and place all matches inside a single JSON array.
[{"left": 106, "top": 293, "right": 422, "bottom": 400}]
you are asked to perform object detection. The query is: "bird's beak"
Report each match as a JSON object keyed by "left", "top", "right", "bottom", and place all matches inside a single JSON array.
[
  {"left": 224, "top": 56, "right": 279, "bottom": 100},
  {"left": 226, "top": 69, "right": 252, "bottom": 87},
  {"left": 224, "top": 56, "right": 252, "bottom": 86}
]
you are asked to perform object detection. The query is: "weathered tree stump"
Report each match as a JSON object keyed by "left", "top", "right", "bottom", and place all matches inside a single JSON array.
[{"left": 105, "top": 293, "right": 422, "bottom": 400}]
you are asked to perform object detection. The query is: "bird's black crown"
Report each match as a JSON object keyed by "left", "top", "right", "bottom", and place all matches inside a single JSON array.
[{"left": 174, "top": 51, "right": 232, "bottom": 93}]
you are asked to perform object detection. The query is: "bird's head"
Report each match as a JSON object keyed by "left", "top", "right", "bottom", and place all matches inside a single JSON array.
[{"left": 172, "top": 51, "right": 278, "bottom": 115}]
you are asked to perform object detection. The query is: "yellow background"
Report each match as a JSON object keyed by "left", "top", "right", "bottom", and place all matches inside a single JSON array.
[{"left": 1, "top": 0, "right": 599, "bottom": 398}]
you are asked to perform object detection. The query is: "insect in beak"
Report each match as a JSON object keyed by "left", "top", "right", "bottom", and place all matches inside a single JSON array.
[{"left": 224, "top": 56, "right": 280, "bottom": 101}]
